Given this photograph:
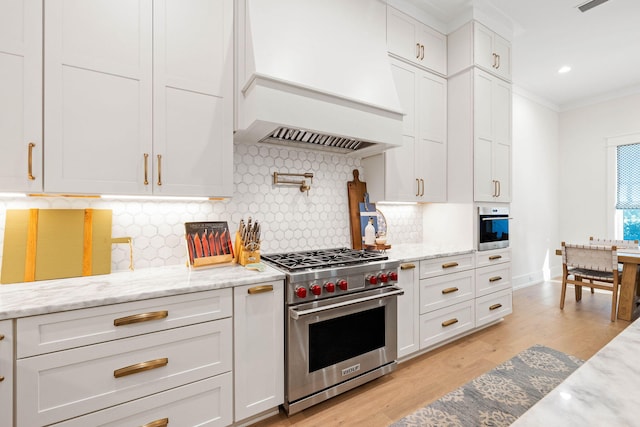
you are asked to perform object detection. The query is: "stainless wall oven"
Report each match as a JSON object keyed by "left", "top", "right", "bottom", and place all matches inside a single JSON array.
[
  {"left": 478, "top": 206, "right": 510, "bottom": 251},
  {"left": 262, "top": 248, "right": 402, "bottom": 415}
]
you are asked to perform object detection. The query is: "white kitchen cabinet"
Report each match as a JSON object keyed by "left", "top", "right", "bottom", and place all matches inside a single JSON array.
[
  {"left": 16, "top": 289, "right": 233, "bottom": 427},
  {"left": 0, "top": 320, "right": 13, "bottom": 427},
  {"left": 419, "top": 269, "right": 475, "bottom": 314},
  {"left": 419, "top": 299, "right": 475, "bottom": 350},
  {"left": 44, "top": 0, "right": 233, "bottom": 197},
  {"left": 476, "top": 287, "right": 512, "bottom": 327},
  {"left": 234, "top": 281, "right": 284, "bottom": 422},
  {"left": 448, "top": 20, "right": 511, "bottom": 82},
  {"left": 397, "top": 262, "right": 419, "bottom": 359},
  {"left": 386, "top": 6, "right": 446, "bottom": 75},
  {"left": 0, "top": 0, "right": 42, "bottom": 193},
  {"left": 362, "top": 58, "right": 447, "bottom": 203}
]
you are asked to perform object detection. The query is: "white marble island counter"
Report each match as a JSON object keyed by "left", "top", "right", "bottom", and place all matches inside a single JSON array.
[
  {"left": 0, "top": 263, "right": 284, "bottom": 320},
  {"left": 512, "top": 317, "right": 640, "bottom": 426},
  {"left": 385, "top": 243, "right": 475, "bottom": 263}
]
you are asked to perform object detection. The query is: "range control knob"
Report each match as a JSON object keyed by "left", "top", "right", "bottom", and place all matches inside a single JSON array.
[
  {"left": 367, "top": 275, "right": 378, "bottom": 285},
  {"left": 378, "top": 273, "right": 389, "bottom": 283},
  {"left": 389, "top": 271, "right": 398, "bottom": 281},
  {"left": 325, "top": 282, "right": 336, "bottom": 293},
  {"left": 310, "top": 284, "right": 322, "bottom": 296},
  {"left": 338, "top": 279, "right": 348, "bottom": 291},
  {"left": 295, "top": 287, "right": 307, "bottom": 299}
]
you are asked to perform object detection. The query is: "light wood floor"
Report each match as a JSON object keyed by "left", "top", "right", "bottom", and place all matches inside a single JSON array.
[{"left": 251, "top": 280, "right": 630, "bottom": 427}]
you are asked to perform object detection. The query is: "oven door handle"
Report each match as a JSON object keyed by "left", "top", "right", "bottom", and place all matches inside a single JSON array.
[{"left": 289, "top": 288, "right": 405, "bottom": 320}]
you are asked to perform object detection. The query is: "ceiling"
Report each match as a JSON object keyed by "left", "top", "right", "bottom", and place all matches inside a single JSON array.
[{"left": 406, "top": 0, "right": 640, "bottom": 110}]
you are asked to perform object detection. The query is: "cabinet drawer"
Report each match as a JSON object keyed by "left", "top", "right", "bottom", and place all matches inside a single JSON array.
[
  {"left": 0, "top": 320, "right": 13, "bottom": 427},
  {"left": 419, "top": 300, "right": 474, "bottom": 350},
  {"left": 419, "top": 253, "right": 475, "bottom": 279},
  {"left": 17, "top": 288, "right": 232, "bottom": 357},
  {"left": 419, "top": 270, "right": 474, "bottom": 314},
  {"left": 55, "top": 374, "right": 232, "bottom": 427},
  {"left": 17, "top": 320, "right": 232, "bottom": 427},
  {"left": 476, "top": 288, "right": 512, "bottom": 327},
  {"left": 476, "top": 248, "right": 511, "bottom": 267},
  {"left": 475, "top": 263, "right": 511, "bottom": 297}
]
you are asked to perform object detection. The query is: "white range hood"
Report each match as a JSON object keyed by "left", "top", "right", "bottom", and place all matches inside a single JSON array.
[{"left": 234, "top": 0, "right": 404, "bottom": 156}]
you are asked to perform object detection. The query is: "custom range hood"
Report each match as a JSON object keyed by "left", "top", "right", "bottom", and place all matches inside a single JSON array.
[{"left": 234, "top": 0, "right": 403, "bottom": 156}]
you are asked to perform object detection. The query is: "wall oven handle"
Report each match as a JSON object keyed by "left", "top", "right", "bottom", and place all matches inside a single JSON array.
[{"left": 289, "top": 288, "right": 405, "bottom": 320}]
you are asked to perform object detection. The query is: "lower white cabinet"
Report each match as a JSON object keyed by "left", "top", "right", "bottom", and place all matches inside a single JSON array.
[
  {"left": 419, "top": 269, "right": 474, "bottom": 313},
  {"left": 54, "top": 374, "right": 233, "bottom": 427},
  {"left": 0, "top": 320, "right": 13, "bottom": 427},
  {"left": 234, "top": 281, "right": 284, "bottom": 422},
  {"left": 397, "top": 262, "right": 420, "bottom": 358},
  {"left": 476, "top": 288, "right": 513, "bottom": 327},
  {"left": 419, "top": 300, "right": 475, "bottom": 349}
]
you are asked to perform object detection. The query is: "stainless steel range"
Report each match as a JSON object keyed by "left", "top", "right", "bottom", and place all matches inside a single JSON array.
[{"left": 262, "top": 247, "right": 402, "bottom": 415}]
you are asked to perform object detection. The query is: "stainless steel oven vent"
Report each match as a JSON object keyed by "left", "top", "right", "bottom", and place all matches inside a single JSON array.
[
  {"left": 259, "top": 127, "right": 376, "bottom": 154},
  {"left": 577, "top": 0, "right": 610, "bottom": 12}
]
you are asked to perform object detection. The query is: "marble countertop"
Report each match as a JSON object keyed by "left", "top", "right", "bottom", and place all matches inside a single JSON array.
[
  {"left": 512, "top": 317, "right": 640, "bottom": 426},
  {"left": 0, "top": 263, "right": 285, "bottom": 320},
  {"left": 385, "top": 243, "right": 475, "bottom": 263}
]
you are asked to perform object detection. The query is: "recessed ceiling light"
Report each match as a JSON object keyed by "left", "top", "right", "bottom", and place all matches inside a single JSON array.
[{"left": 558, "top": 66, "right": 572, "bottom": 74}]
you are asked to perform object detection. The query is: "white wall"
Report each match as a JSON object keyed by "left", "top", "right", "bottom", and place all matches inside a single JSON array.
[
  {"left": 558, "top": 92, "right": 640, "bottom": 245},
  {"left": 510, "top": 91, "right": 560, "bottom": 287}
]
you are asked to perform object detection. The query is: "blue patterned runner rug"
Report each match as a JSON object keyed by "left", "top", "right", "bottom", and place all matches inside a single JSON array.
[{"left": 390, "top": 344, "right": 583, "bottom": 427}]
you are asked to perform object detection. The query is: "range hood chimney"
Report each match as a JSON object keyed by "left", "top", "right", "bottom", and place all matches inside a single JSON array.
[{"left": 234, "top": 0, "right": 403, "bottom": 156}]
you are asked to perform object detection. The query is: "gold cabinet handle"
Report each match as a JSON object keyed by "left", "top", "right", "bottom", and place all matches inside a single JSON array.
[
  {"left": 114, "top": 357, "right": 168, "bottom": 378},
  {"left": 442, "top": 318, "right": 458, "bottom": 327},
  {"left": 442, "top": 262, "right": 459, "bottom": 269},
  {"left": 416, "top": 42, "right": 421, "bottom": 59},
  {"left": 441, "top": 287, "right": 459, "bottom": 294},
  {"left": 420, "top": 178, "right": 425, "bottom": 196},
  {"left": 415, "top": 178, "right": 420, "bottom": 196},
  {"left": 496, "top": 54, "right": 501, "bottom": 69},
  {"left": 400, "top": 263, "right": 416, "bottom": 270},
  {"left": 143, "top": 153, "right": 149, "bottom": 185},
  {"left": 492, "top": 52, "right": 498, "bottom": 68},
  {"left": 157, "top": 154, "right": 162, "bottom": 186},
  {"left": 497, "top": 180, "right": 501, "bottom": 197},
  {"left": 489, "top": 303, "right": 503, "bottom": 311},
  {"left": 489, "top": 255, "right": 502, "bottom": 260},
  {"left": 27, "top": 142, "right": 36, "bottom": 180},
  {"left": 0, "top": 334, "right": 4, "bottom": 341},
  {"left": 0, "top": 376, "right": 4, "bottom": 382},
  {"left": 489, "top": 276, "right": 502, "bottom": 282},
  {"left": 114, "top": 310, "right": 168, "bottom": 327},
  {"left": 420, "top": 44, "right": 425, "bottom": 60},
  {"left": 141, "top": 418, "right": 169, "bottom": 427},
  {"left": 248, "top": 285, "right": 274, "bottom": 294}
]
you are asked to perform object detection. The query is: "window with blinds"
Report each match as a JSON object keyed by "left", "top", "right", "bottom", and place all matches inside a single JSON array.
[{"left": 616, "top": 143, "right": 640, "bottom": 240}]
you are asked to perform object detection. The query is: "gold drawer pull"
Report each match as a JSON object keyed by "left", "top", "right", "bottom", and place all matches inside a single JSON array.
[
  {"left": 441, "top": 287, "right": 459, "bottom": 294},
  {"left": 143, "top": 153, "right": 150, "bottom": 185},
  {"left": 489, "top": 255, "right": 502, "bottom": 260},
  {"left": 489, "top": 276, "right": 502, "bottom": 282},
  {"left": 28, "top": 142, "right": 36, "bottom": 180},
  {"left": 114, "top": 357, "right": 168, "bottom": 378},
  {"left": 157, "top": 154, "right": 163, "bottom": 186},
  {"left": 141, "top": 418, "right": 169, "bottom": 427},
  {"left": 0, "top": 334, "right": 4, "bottom": 341},
  {"left": 248, "top": 285, "right": 274, "bottom": 294},
  {"left": 401, "top": 263, "right": 416, "bottom": 270},
  {"left": 442, "top": 318, "right": 459, "bottom": 327},
  {"left": 0, "top": 375, "right": 4, "bottom": 382},
  {"left": 442, "top": 262, "right": 459, "bottom": 269},
  {"left": 489, "top": 303, "right": 503, "bottom": 311},
  {"left": 114, "top": 310, "right": 168, "bottom": 326}
]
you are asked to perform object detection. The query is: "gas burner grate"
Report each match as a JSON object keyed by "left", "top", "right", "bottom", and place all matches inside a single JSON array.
[{"left": 262, "top": 247, "right": 388, "bottom": 272}]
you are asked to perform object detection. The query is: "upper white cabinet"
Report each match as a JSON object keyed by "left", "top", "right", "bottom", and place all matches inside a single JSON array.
[
  {"left": 448, "top": 20, "right": 511, "bottom": 82},
  {"left": 362, "top": 57, "right": 447, "bottom": 203},
  {"left": 44, "top": 0, "right": 233, "bottom": 197},
  {"left": 0, "top": 0, "right": 42, "bottom": 193},
  {"left": 386, "top": 6, "right": 446, "bottom": 76}
]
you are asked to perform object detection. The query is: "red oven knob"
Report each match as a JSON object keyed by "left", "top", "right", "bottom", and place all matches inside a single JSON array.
[
  {"left": 295, "top": 287, "right": 307, "bottom": 298},
  {"left": 310, "top": 284, "right": 322, "bottom": 296},
  {"left": 338, "top": 279, "right": 348, "bottom": 291},
  {"left": 389, "top": 271, "right": 398, "bottom": 281},
  {"left": 325, "top": 282, "right": 336, "bottom": 293},
  {"left": 378, "top": 273, "right": 389, "bottom": 283},
  {"left": 367, "top": 275, "right": 378, "bottom": 285}
]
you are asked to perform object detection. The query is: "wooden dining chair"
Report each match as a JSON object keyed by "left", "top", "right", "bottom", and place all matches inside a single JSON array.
[
  {"left": 586, "top": 237, "right": 636, "bottom": 293},
  {"left": 560, "top": 242, "right": 621, "bottom": 321}
]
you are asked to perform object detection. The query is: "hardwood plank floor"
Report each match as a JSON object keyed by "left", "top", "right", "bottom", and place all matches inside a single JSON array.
[{"left": 251, "top": 280, "right": 631, "bottom": 427}]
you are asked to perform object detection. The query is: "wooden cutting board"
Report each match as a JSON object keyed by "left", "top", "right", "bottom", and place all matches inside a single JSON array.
[
  {"left": 347, "top": 170, "right": 367, "bottom": 250},
  {"left": 1, "top": 209, "right": 113, "bottom": 284}
]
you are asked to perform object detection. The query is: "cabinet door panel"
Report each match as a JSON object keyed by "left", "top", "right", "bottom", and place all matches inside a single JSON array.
[
  {"left": 397, "top": 263, "right": 419, "bottom": 358},
  {"left": 494, "top": 142, "right": 511, "bottom": 201},
  {"left": 390, "top": 59, "right": 416, "bottom": 137},
  {"left": 473, "top": 24, "right": 494, "bottom": 71},
  {"left": 0, "top": 320, "right": 13, "bottom": 427},
  {"left": 474, "top": 137, "right": 494, "bottom": 201},
  {"left": 387, "top": 7, "right": 419, "bottom": 63},
  {"left": 492, "top": 34, "right": 512, "bottom": 80},
  {"left": 474, "top": 70, "right": 493, "bottom": 140},
  {"left": 418, "top": 25, "right": 447, "bottom": 75},
  {"left": 44, "top": 0, "right": 152, "bottom": 194},
  {"left": 0, "top": 0, "right": 42, "bottom": 192}
]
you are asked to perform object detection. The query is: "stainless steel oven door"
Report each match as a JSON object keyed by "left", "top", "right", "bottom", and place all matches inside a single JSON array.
[
  {"left": 286, "top": 286, "right": 403, "bottom": 404},
  {"left": 478, "top": 206, "right": 510, "bottom": 251}
]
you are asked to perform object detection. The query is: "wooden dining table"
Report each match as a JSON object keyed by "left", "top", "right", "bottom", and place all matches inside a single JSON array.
[{"left": 556, "top": 248, "right": 640, "bottom": 321}]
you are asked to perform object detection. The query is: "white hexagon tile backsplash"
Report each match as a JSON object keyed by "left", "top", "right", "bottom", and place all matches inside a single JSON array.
[{"left": 0, "top": 143, "right": 423, "bottom": 273}]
